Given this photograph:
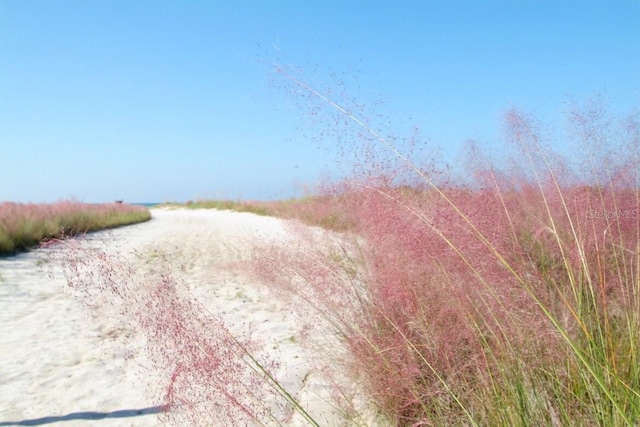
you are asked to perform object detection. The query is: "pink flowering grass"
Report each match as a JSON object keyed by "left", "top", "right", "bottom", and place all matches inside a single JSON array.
[
  {"left": 0, "top": 201, "right": 150, "bottom": 254},
  {"left": 323, "top": 182, "right": 639, "bottom": 425},
  {"left": 253, "top": 69, "right": 640, "bottom": 426},
  {"left": 262, "top": 196, "right": 355, "bottom": 232}
]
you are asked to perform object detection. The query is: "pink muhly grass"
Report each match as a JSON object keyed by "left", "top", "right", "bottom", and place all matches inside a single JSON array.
[{"left": 256, "top": 65, "right": 640, "bottom": 426}]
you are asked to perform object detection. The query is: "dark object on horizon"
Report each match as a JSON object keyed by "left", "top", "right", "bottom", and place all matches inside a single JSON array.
[{"left": 115, "top": 200, "right": 123, "bottom": 204}]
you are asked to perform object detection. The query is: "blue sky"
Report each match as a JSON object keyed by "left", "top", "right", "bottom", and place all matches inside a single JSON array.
[{"left": 1, "top": 1, "right": 638, "bottom": 203}]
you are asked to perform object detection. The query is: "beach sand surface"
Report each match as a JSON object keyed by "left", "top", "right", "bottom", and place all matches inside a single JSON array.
[{"left": 0, "top": 208, "right": 366, "bottom": 426}]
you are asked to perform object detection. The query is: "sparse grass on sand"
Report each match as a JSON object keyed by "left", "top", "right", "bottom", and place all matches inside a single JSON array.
[
  {"left": 162, "top": 196, "right": 354, "bottom": 232},
  {"left": 0, "top": 201, "right": 151, "bottom": 255},
  {"left": 159, "top": 199, "right": 271, "bottom": 216}
]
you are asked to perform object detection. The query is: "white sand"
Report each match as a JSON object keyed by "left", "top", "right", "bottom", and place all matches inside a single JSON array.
[{"left": 0, "top": 209, "right": 368, "bottom": 426}]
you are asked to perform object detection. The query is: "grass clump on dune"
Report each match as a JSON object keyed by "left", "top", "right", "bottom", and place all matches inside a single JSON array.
[{"left": 0, "top": 201, "right": 151, "bottom": 255}]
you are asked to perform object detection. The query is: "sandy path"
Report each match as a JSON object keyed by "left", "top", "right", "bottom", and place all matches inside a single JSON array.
[{"left": 0, "top": 209, "right": 358, "bottom": 426}]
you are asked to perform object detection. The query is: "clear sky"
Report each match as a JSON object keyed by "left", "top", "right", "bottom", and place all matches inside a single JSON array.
[{"left": 1, "top": 1, "right": 638, "bottom": 203}]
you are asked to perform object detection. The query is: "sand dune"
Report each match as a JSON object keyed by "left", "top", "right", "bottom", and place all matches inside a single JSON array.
[{"left": 0, "top": 209, "right": 361, "bottom": 426}]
